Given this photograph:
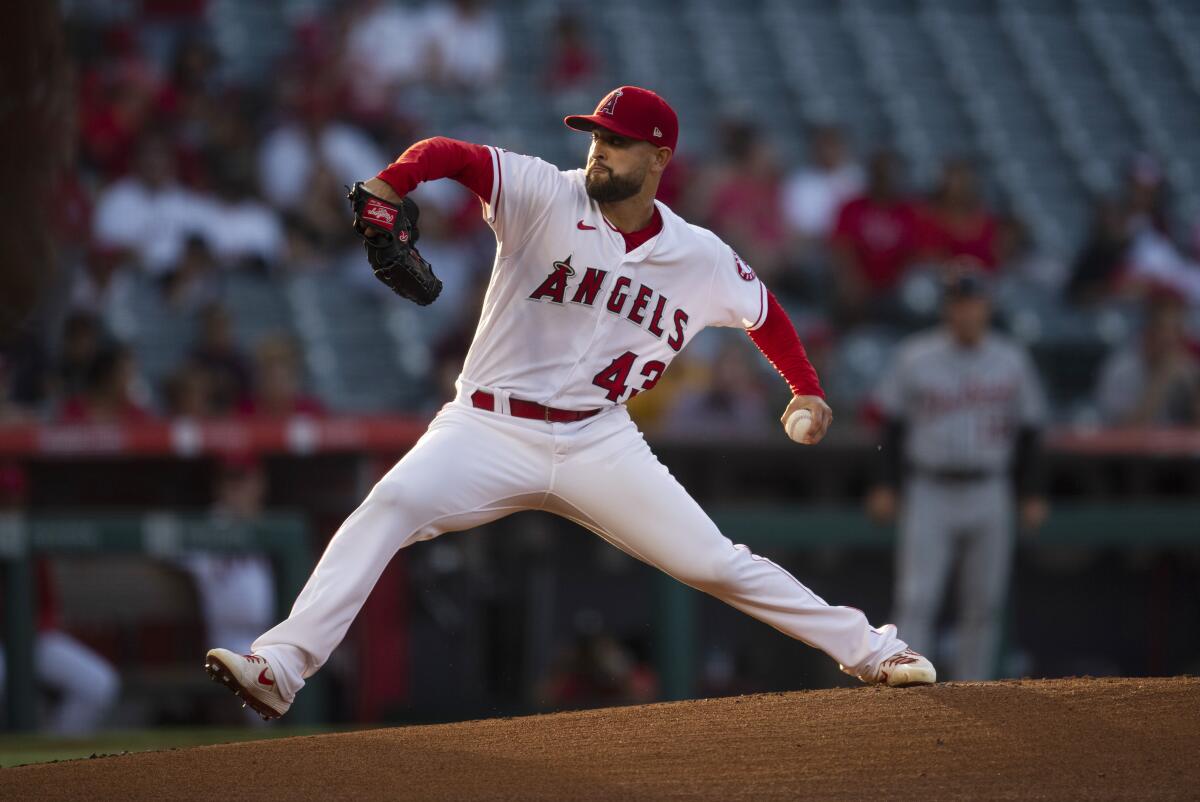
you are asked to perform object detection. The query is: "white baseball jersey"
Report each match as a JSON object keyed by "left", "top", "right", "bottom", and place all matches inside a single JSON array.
[{"left": 459, "top": 148, "right": 768, "bottom": 409}]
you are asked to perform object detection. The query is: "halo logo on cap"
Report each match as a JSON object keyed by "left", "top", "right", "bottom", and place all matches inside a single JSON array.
[{"left": 598, "top": 89, "right": 622, "bottom": 116}]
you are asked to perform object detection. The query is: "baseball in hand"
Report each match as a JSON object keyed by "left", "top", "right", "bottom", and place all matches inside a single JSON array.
[{"left": 785, "top": 408, "right": 813, "bottom": 443}]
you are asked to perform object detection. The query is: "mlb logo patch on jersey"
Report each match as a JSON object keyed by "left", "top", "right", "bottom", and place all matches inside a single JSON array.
[{"left": 733, "top": 252, "right": 755, "bottom": 282}]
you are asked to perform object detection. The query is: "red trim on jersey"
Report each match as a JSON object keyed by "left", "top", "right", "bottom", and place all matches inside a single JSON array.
[
  {"left": 491, "top": 146, "right": 503, "bottom": 223},
  {"left": 747, "top": 291, "right": 824, "bottom": 398},
  {"left": 618, "top": 206, "right": 662, "bottom": 253},
  {"left": 377, "top": 137, "right": 495, "bottom": 201},
  {"left": 750, "top": 281, "right": 767, "bottom": 330}
]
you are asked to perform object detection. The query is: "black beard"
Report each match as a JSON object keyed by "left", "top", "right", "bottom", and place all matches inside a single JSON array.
[{"left": 585, "top": 168, "right": 643, "bottom": 203}]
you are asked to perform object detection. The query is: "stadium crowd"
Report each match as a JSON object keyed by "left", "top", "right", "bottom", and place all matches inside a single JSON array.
[{"left": 2, "top": 0, "right": 1198, "bottom": 436}]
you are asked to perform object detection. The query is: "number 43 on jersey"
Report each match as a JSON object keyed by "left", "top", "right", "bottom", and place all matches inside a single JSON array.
[{"left": 592, "top": 351, "right": 666, "bottom": 402}]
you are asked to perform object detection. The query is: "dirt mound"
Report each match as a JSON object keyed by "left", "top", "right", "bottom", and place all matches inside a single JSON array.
[{"left": 3, "top": 677, "right": 1197, "bottom": 801}]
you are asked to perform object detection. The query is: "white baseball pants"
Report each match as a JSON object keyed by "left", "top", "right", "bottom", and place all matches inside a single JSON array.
[{"left": 253, "top": 393, "right": 906, "bottom": 701}]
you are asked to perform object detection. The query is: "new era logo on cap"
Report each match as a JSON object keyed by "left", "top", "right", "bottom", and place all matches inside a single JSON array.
[{"left": 564, "top": 86, "right": 679, "bottom": 152}]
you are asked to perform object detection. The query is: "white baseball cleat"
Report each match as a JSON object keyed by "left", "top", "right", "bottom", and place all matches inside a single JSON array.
[
  {"left": 871, "top": 648, "right": 937, "bottom": 687},
  {"left": 204, "top": 648, "right": 291, "bottom": 720},
  {"left": 842, "top": 646, "right": 937, "bottom": 687}
]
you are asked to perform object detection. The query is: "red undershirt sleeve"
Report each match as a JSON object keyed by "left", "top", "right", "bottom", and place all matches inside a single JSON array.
[
  {"left": 747, "top": 291, "right": 825, "bottom": 398},
  {"left": 376, "top": 137, "right": 494, "bottom": 200}
]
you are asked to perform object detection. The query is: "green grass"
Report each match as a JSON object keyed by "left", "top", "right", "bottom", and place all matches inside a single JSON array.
[{"left": 0, "top": 726, "right": 346, "bottom": 768}]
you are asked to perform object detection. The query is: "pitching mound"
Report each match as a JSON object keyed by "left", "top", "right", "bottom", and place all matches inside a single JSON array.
[{"left": 3, "top": 677, "right": 1197, "bottom": 801}]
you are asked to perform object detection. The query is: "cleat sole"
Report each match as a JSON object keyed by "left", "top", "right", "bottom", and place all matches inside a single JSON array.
[{"left": 204, "top": 654, "right": 284, "bottom": 721}]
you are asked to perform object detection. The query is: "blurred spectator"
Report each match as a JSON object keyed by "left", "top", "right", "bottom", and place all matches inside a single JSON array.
[
  {"left": 257, "top": 92, "right": 385, "bottom": 212},
  {"left": 1066, "top": 198, "right": 1132, "bottom": 305},
  {"left": 867, "top": 269, "right": 1047, "bottom": 680},
  {"left": 286, "top": 162, "right": 359, "bottom": 255},
  {"left": 1118, "top": 155, "right": 1200, "bottom": 303},
  {"left": 997, "top": 213, "right": 1066, "bottom": 292},
  {"left": 163, "top": 235, "right": 222, "bottom": 311},
  {"left": 544, "top": 10, "right": 600, "bottom": 97},
  {"left": 425, "top": 0, "right": 504, "bottom": 91},
  {"left": 55, "top": 310, "right": 107, "bottom": 401},
  {"left": 281, "top": 219, "right": 332, "bottom": 273},
  {"left": 703, "top": 121, "right": 788, "bottom": 281},
  {"left": 189, "top": 303, "right": 252, "bottom": 415},
  {"left": 782, "top": 124, "right": 863, "bottom": 243},
  {"left": 155, "top": 35, "right": 224, "bottom": 186},
  {"left": 342, "top": 0, "right": 430, "bottom": 120},
  {"left": 1069, "top": 159, "right": 1200, "bottom": 306},
  {"left": 1094, "top": 292, "right": 1200, "bottom": 427},
  {"left": 204, "top": 157, "right": 285, "bottom": 271},
  {"left": 59, "top": 344, "right": 153, "bottom": 423},
  {"left": 1124, "top": 229, "right": 1200, "bottom": 306},
  {"left": 659, "top": 340, "right": 773, "bottom": 439},
  {"left": 238, "top": 334, "right": 325, "bottom": 419},
  {"left": 918, "top": 159, "right": 999, "bottom": 270},
  {"left": 1123, "top": 153, "right": 1171, "bottom": 237},
  {"left": 164, "top": 359, "right": 216, "bottom": 419},
  {"left": 78, "top": 34, "right": 160, "bottom": 178},
  {"left": 92, "top": 132, "right": 218, "bottom": 276},
  {"left": 0, "top": 463, "right": 120, "bottom": 734},
  {"left": 155, "top": 35, "right": 220, "bottom": 124},
  {"left": 70, "top": 245, "right": 136, "bottom": 326},
  {"left": 830, "top": 149, "right": 922, "bottom": 324}
]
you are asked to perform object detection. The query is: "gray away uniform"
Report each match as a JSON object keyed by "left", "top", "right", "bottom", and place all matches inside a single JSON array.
[{"left": 874, "top": 329, "right": 1047, "bottom": 680}]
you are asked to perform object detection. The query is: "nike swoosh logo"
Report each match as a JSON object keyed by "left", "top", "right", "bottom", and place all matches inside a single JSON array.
[
  {"left": 577, "top": 220, "right": 597, "bottom": 230},
  {"left": 258, "top": 668, "right": 275, "bottom": 686}
]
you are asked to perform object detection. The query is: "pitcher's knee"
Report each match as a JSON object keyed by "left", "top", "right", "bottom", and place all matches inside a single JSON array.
[
  {"left": 366, "top": 476, "right": 420, "bottom": 511},
  {"left": 676, "top": 547, "right": 743, "bottom": 592},
  {"left": 362, "top": 477, "right": 445, "bottom": 542}
]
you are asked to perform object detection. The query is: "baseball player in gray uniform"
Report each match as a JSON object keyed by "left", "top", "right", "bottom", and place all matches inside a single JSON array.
[{"left": 866, "top": 270, "right": 1049, "bottom": 680}]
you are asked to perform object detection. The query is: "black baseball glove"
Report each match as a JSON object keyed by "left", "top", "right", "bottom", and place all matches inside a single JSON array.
[{"left": 347, "top": 181, "right": 442, "bottom": 306}]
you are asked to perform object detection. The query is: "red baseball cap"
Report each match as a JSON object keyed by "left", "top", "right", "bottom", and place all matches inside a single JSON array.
[{"left": 564, "top": 86, "right": 679, "bottom": 152}]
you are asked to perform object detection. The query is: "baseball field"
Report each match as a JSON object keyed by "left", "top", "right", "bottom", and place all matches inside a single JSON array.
[{"left": 2, "top": 676, "right": 1196, "bottom": 800}]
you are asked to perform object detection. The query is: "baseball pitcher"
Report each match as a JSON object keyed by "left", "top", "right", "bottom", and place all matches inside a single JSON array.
[{"left": 206, "top": 86, "right": 935, "bottom": 719}]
